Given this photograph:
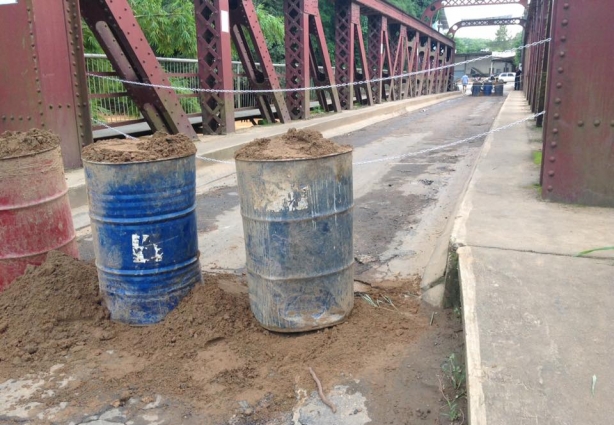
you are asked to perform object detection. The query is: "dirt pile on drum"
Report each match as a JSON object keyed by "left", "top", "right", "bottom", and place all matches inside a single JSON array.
[
  {"left": 81, "top": 131, "right": 196, "bottom": 163},
  {"left": 0, "top": 129, "right": 60, "bottom": 158},
  {"left": 235, "top": 128, "right": 351, "bottom": 160}
]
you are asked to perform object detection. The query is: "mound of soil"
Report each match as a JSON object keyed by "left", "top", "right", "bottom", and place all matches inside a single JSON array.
[
  {"left": 0, "top": 129, "right": 60, "bottom": 159},
  {"left": 235, "top": 128, "right": 351, "bottom": 160},
  {"left": 81, "top": 132, "right": 197, "bottom": 163},
  {"left": 0, "top": 251, "right": 106, "bottom": 365},
  {"left": 0, "top": 252, "right": 425, "bottom": 423}
]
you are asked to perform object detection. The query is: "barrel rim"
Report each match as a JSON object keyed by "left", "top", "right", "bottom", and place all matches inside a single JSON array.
[
  {"left": 234, "top": 149, "right": 353, "bottom": 163},
  {"left": 0, "top": 145, "right": 59, "bottom": 161},
  {"left": 82, "top": 152, "right": 195, "bottom": 166}
]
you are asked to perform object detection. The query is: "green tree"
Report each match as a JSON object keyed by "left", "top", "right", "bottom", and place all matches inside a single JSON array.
[
  {"left": 454, "top": 38, "right": 492, "bottom": 54},
  {"left": 490, "top": 25, "right": 512, "bottom": 51}
]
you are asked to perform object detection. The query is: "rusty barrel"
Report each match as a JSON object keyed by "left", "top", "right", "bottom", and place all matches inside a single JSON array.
[
  {"left": 0, "top": 146, "right": 78, "bottom": 290},
  {"left": 236, "top": 151, "right": 354, "bottom": 332},
  {"left": 83, "top": 151, "right": 201, "bottom": 325}
]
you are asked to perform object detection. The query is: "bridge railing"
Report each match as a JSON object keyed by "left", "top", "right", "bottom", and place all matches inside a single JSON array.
[{"left": 86, "top": 54, "right": 323, "bottom": 129}]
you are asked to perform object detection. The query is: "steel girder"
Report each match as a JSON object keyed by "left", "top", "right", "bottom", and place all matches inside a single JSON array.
[
  {"left": 415, "top": 35, "right": 431, "bottom": 96},
  {"left": 0, "top": 0, "right": 91, "bottom": 169},
  {"left": 284, "top": 0, "right": 340, "bottom": 120},
  {"left": 194, "top": 0, "right": 235, "bottom": 134},
  {"left": 448, "top": 18, "right": 527, "bottom": 38},
  {"left": 422, "top": 0, "right": 529, "bottom": 25},
  {"left": 81, "top": 0, "right": 196, "bottom": 139},
  {"left": 354, "top": 0, "right": 453, "bottom": 49},
  {"left": 523, "top": 0, "right": 550, "bottom": 128},
  {"left": 540, "top": 0, "right": 614, "bottom": 207},
  {"left": 389, "top": 24, "right": 408, "bottom": 101},
  {"left": 367, "top": 15, "right": 392, "bottom": 104},
  {"left": 335, "top": 0, "right": 373, "bottom": 110},
  {"left": 228, "top": 0, "right": 291, "bottom": 125},
  {"left": 405, "top": 31, "right": 418, "bottom": 99}
]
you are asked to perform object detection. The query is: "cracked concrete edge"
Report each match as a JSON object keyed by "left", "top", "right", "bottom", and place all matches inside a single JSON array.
[
  {"left": 457, "top": 245, "right": 487, "bottom": 425},
  {"left": 440, "top": 93, "right": 516, "bottom": 308},
  {"left": 66, "top": 93, "right": 460, "bottom": 209}
]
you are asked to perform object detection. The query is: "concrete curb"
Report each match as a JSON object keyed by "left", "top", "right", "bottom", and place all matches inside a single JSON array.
[
  {"left": 422, "top": 93, "right": 513, "bottom": 308},
  {"left": 67, "top": 92, "right": 461, "bottom": 209}
]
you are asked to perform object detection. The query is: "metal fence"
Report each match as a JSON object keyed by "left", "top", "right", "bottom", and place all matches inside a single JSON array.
[{"left": 85, "top": 54, "right": 320, "bottom": 128}]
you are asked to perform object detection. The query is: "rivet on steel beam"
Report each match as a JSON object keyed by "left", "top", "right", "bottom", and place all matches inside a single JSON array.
[
  {"left": 594, "top": 120, "right": 601, "bottom": 127},
  {"left": 556, "top": 83, "right": 562, "bottom": 88},
  {"left": 552, "top": 128, "right": 559, "bottom": 134},
  {"left": 550, "top": 141, "right": 557, "bottom": 148},
  {"left": 562, "top": 19, "right": 569, "bottom": 26},
  {"left": 559, "top": 51, "right": 566, "bottom": 58},
  {"left": 555, "top": 98, "right": 562, "bottom": 104},
  {"left": 1, "top": 116, "right": 5, "bottom": 120},
  {"left": 548, "top": 170, "right": 555, "bottom": 177},
  {"left": 563, "top": 3, "right": 570, "bottom": 9},
  {"left": 549, "top": 156, "right": 556, "bottom": 163},
  {"left": 560, "top": 36, "right": 567, "bottom": 42},
  {"left": 547, "top": 185, "right": 553, "bottom": 192},
  {"left": 577, "top": 120, "right": 584, "bottom": 127},
  {"left": 554, "top": 113, "right": 560, "bottom": 120},
  {"left": 610, "top": 120, "right": 614, "bottom": 127}
]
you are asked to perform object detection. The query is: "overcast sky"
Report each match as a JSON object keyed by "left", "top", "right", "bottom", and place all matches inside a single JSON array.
[{"left": 444, "top": 5, "right": 526, "bottom": 39}]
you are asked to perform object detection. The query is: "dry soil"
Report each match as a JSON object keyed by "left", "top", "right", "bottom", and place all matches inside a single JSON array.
[
  {"left": 235, "top": 128, "right": 352, "bottom": 160},
  {"left": 81, "top": 131, "right": 196, "bottom": 163},
  {"left": 0, "top": 129, "right": 60, "bottom": 159}
]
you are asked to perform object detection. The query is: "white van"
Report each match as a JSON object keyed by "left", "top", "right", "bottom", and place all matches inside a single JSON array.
[{"left": 498, "top": 72, "right": 516, "bottom": 83}]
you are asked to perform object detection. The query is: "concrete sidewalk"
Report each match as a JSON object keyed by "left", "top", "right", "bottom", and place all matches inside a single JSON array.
[{"left": 451, "top": 91, "right": 614, "bottom": 424}]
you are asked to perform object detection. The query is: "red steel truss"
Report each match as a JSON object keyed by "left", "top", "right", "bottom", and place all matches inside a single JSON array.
[
  {"left": 81, "top": 0, "right": 197, "bottom": 139},
  {"left": 229, "top": 0, "right": 291, "bottom": 125},
  {"left": 335, "top": 0, "right": 374, "bottom": 109},
  {"left": 194, "top": 0, "right": 235, "bottom": 134},
  {"left": 284, "top": 0, "right": 341, "bottom": 120}
]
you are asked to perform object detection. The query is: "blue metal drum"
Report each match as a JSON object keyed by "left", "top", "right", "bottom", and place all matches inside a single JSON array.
[
  {"left": 83, "top": 154, "right": 201, "bottom": 325},
  {"left": 236, "top": 151, "right": 354, "bottom": 332}
]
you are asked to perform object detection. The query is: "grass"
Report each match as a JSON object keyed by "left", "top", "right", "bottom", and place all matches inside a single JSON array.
[
  {"left": 532, "top": 150, "right": 543, "bottom": 166},
  {"left": 442, "top": 353, "right": 466, "bottom": 391},
  {"left": 360, "top": 294, "right": 398, "bottom": 312},
  {"left": 439, "top": 353, "right": 467, "bottom": 423},
  {"left": 576, "top": 246, "right": 614, "bottom": 257}
]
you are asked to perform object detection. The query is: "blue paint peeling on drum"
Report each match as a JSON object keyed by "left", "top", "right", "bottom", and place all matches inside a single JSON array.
[
  {"left": 83, "top": 155, "right": 201, "bottom": 325},
  {"left": 236, "top": 151, "right": 354, "bottom": 332}
]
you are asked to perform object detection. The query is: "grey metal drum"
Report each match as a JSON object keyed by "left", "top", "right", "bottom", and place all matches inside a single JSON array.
[{"left": 236, "top": 151, "right": 354, "bottom": 332}]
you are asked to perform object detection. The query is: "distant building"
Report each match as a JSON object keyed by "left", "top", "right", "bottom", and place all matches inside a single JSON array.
[{"left": 454, "top": 51, "right": 516, "bottom": 80}]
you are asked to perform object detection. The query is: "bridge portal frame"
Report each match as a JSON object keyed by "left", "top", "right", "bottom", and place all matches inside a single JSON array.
[
  {"left": 422, "top": 0, "right": 529, "bottom": 26},
  {"left": 447, "top": 18, "right": 527, "bottom": 38}
]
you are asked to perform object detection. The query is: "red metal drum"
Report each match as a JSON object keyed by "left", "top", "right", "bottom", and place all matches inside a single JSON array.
[{"left": 0, "top": 146, "right": 78, "bottom": 290}]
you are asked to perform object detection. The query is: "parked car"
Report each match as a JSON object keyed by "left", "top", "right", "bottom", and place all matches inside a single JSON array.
[{"left": 497, "top": 72, "right": 516, "bottom": 83}]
